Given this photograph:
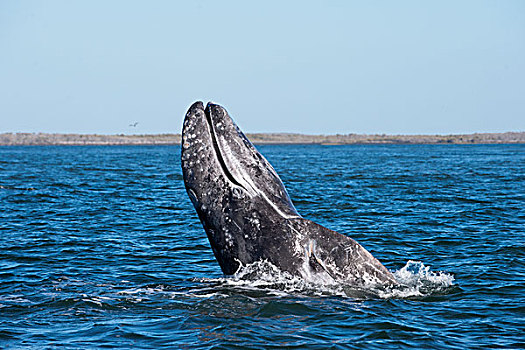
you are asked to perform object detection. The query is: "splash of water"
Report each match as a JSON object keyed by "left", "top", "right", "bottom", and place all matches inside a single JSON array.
[
  {"left": 197, "top": 259, "right": 455, "bottom": 300},
  {"left": 378, "top": 260, "right": 456, "bottom": 298}
]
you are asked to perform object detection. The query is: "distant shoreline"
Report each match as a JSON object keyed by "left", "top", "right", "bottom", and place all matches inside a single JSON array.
[{"left": 0, "top": 132, "right": 524, "bottom": 146}]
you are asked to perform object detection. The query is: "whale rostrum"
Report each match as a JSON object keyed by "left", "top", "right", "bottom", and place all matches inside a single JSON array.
[{"left": 181, "top": 101, "right": 397, "bottom": 286}]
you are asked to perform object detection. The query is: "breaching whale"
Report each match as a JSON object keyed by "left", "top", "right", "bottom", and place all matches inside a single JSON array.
[{"left": 181, "top": 101, "right": 397, "bottom": 286}]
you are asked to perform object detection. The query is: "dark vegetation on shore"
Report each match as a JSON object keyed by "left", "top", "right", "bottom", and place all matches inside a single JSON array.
[{"left": 0, "top": 132, "right": 524, "bottom": 146}]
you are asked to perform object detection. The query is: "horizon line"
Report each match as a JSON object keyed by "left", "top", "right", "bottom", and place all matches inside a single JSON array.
[{"left": 1, "top": 131, "right": 524, "bottom": 137}]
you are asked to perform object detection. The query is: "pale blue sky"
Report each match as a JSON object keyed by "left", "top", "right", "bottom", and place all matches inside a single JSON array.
[{"left": 1, "top": 1, "right": 524, "bottom": 135}]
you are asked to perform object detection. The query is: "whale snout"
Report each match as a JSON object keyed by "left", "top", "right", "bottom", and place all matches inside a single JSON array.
[
  {"left": 182, "top": 101, "right": 205, "bottom": 148},
  {"left": 189, "top": 101, "right": 204, "bottom": 113}
]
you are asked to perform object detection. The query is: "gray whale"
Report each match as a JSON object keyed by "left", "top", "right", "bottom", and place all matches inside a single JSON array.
[{"left": 181, "top": 101, "right": 397, "bottom": 286}]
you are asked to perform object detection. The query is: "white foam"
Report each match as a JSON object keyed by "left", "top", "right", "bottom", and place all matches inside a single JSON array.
[
  {"left": 378, "top": 260, "right": 455, "bottom": 298},
  {"left": 195, "top": 259, "right": 455, "bottom": 300},
  {"left": 394, "top": 260, "right": 455, "bottom": 286}
]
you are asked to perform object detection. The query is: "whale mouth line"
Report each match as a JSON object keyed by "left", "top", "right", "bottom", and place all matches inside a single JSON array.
[{"left": 204, "top": 104, "right": 249, "bottom": 192}]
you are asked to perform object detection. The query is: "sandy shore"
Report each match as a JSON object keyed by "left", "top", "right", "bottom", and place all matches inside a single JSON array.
[{"left": 0, "top": 132, "right": 524, "bottom": 145}]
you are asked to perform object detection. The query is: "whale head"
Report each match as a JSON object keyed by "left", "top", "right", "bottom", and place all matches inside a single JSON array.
[{"left": 181, "top": 101, "right": 299, "bottom": 274}]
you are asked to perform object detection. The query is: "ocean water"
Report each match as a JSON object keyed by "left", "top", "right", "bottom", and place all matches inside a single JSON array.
[{"left": 0, "top": 144, "right": 523, "bottom": 349}]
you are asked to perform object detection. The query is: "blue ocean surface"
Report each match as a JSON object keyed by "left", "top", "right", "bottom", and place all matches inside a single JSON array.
[{"left": 0, "top": 144, "right": 523, "bottom": 349}]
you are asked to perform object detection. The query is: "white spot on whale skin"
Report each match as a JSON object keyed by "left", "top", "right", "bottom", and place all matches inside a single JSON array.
[
  {"left": 249, "top": 217, "right": 260, "bottom": 230},
  {"left": 224, "top": 229, "right": 234, "bottom": 247}
]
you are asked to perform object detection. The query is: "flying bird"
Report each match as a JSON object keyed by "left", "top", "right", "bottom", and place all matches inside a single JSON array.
[{"left": 129, "top": 122, "right": 139, "bottom": 127}]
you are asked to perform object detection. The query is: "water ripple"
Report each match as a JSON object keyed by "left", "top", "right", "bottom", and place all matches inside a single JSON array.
[{"left": 0, "top": 144, "right": 524, "bottom": 349}]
